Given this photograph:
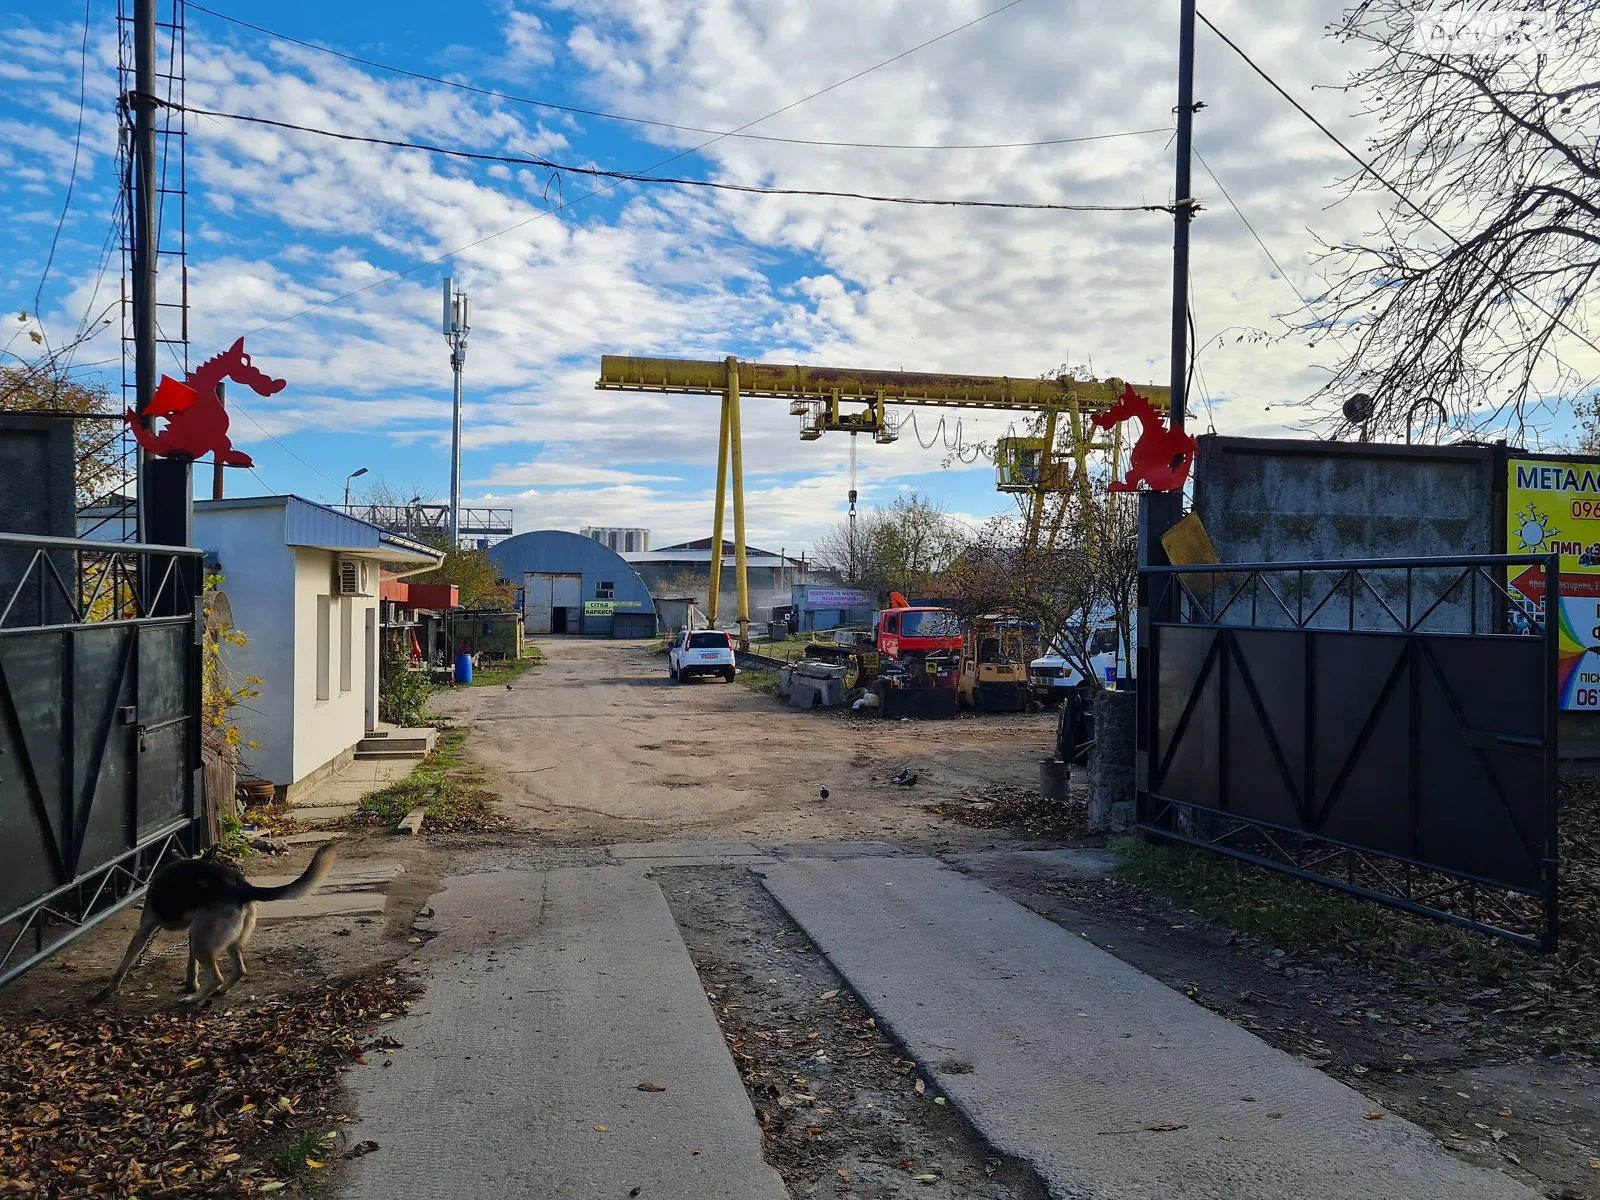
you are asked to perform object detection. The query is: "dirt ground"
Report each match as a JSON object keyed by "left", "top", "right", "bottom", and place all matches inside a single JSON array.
[
  {"left": 429, "top": 636, "right": 1060, "bottom": 847},
  {"left": 5, "top": 636, "right": 1598, "bottom": 1197}
]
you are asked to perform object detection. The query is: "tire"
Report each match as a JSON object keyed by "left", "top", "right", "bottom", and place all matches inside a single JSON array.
[
  {"left": 723, "top": 668, "right": 736, "bottom": 683},
  {"left": 972, "top": 688, "right": 986, "bottom": 713}
]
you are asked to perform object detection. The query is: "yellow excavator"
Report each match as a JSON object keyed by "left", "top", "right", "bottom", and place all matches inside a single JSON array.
[{"left": 957, "top": 615, "right": 1038, "bottom": 712}]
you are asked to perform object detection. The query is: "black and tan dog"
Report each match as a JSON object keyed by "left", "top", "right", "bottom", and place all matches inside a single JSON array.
[{"left": 94, "top": 845, "right": 337, "bottom": 1005}]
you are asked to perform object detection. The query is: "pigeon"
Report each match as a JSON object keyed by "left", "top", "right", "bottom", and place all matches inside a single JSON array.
[
  {"left": 891, "top": 769, "right": 919, "bottom": 788},
  {"left": 506, "top": 683, "right": 513, "bottom": 690},
  {"left": 819, "top": 787, "right": 830, "bottom": 800}
]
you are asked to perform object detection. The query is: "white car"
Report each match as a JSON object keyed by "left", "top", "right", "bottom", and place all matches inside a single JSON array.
[{"left": 669, "top": 629, "right": 737, "bottom": 683}]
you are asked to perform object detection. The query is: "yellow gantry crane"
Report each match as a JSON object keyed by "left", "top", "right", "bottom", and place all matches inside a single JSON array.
[{"left": 595, "top": 355, "right": 1170, "bottom": 648}]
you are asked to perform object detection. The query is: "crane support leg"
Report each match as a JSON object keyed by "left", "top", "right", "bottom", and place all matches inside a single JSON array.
[
  {"left": 709, "top": 381, "right": 732, "bottom": 627},
  {"left": 727, "top": 356, "right": 751, "bottom": 652}
]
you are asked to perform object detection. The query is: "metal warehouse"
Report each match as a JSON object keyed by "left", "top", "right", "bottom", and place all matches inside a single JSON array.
[{"left": 489, "top": 529, "right": 658, "bottom": 638}]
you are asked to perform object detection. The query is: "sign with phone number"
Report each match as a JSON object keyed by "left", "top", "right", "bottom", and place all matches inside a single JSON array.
[{"left": 1507, "top": 457, "right": 1600, "bottom": 710}]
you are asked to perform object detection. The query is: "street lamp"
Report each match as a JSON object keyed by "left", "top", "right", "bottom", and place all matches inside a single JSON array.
[{"left": 344, "top": 466, "right": 369, "bottom": 510}]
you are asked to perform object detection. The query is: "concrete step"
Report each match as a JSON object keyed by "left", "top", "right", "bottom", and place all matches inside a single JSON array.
[
  {"left": 357, "top": 726, "right": 436, "bottom": 755},
  {"left": 354, "top": 749, "right": 428, "bottom": 761},
  {"left": 759, "top": 855, "right": 1538, "bottom": 1200},
  {"left": 286, "top": 803, "right": 359, "bottom": 824}
]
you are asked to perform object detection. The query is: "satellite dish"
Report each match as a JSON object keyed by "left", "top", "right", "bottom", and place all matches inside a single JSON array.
[
  {"left": 1342, "top": 392, "right": 1376, "bottom": 425},
  {"left": 205, "top": 590, "right": 233, "bottom": 635}
]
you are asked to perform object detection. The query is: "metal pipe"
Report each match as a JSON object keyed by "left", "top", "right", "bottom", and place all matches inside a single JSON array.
[
  {"left": 132, "top": 0, "right": 158, "bottom": 542},
  {"left": 1170, "top": 0, "right": 1196, "bottom": 441},
  {"left": 728, "top": 356, "right": 750, "bottom": 651},
  {"left": 212, "top": 383, "right": 226, "bottom": 500},
  {"left": 708, "top": 379, "right": 732, "bottom": 626}
]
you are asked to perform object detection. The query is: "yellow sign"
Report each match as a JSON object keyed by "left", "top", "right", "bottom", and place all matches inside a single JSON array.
[
  {"left": 1508, "top": 458, "right": 1600, "bottom": 573},
  {"left": 1507, "top": 457, "right": 1600, "bottom": 710}
]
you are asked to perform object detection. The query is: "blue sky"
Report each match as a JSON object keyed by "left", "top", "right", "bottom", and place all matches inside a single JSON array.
[{"left": 1, "top": 0, "right": 1509, "bottom": 548}]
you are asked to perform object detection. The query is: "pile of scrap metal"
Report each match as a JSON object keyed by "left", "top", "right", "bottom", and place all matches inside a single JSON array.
[
  {"left": 776, "top": 659, "right": 852, "bottom": 709},
  {"left": 779, "top": 593, "right": 964, "bottom": 718}
]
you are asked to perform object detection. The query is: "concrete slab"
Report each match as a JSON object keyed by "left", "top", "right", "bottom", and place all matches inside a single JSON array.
[
  {"left": 248, "top": 863, "right": 405, "bottom": 891},
  {"left": 257, "top": 892, "right": 386, "bottom": 922},
  {"left": 770, "top": 840, "right": 901, "bottom": 860},
  {"left": 950, "top": 846, "right": 1119, "bottom": 881},
  {"left": 276, "top": 831, "right": 348, "bottom": 846},
  {"left": 288, "top": 804, "right": 359, "bottom": 824},
  {"left": 339, "top": 867, "right": 787, "bottom": 1200},
  {"left": 607, "top": 841, "right": 767, "bottom": 860},
  {"left": 759, "top": 855, "right": 1537, "bottom": 1200}
]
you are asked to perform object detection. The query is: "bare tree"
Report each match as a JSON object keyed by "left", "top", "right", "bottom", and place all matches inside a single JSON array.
[
  {"left": 2, "top": 316, "right": 124, "bottom": 507},
  {"left": 1308, "top": 0, "right": 1600, "bottom": 437},
  {"left": 811, "top": 491, "right": 971, "bottom": 599}
]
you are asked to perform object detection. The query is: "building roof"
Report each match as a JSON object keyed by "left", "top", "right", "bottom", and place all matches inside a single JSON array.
[
  {"left": 196, "top": 495, "right": 442, "bottom": 564},
  {"left": 623, "top": 548, "right": 788, "bottom": 567},
  {"left": 652, "top": 536, "right": 790, "bottom": 558}
]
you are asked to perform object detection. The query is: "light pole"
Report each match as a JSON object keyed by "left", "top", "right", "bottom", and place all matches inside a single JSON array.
[
  {"left": 344, "top": 466, "right": 369, "bottom": 510},
  {"left": 442, "top": 277, "right": 471, "bottom": 548}
]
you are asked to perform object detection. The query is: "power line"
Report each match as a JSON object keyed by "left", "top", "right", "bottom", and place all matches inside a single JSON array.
[
  {"left": 1191, "top": 143, "right": 1303, "bottom": 320},
  {"left": 230, "top": 0, "right": 1043, "bottom": 335},
  {"left": 186, "top": 0, "right": 1155, "bottom": 153},
  {"left": 175, "top": 104, "right": 1170, "bottom": 214},
  {"left": 33, "top": 0, "right": 93, "bottom": 320},
  {"left": 1196, "top": 8, "right": 1600, "bottom": 364},
  {"left": 226, "top": 396, "right": 343, "bottom": 487}
]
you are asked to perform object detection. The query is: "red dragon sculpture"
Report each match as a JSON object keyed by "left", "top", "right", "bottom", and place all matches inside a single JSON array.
[
  {"left": 126, "top": 337, "right": 285, "bottom": 468},
  {"left": 1091, "top": 382, "right": 1198, "bottom": 493}
]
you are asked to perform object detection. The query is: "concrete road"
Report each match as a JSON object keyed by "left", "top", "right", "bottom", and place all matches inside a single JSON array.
[
  {"left": 760, "top": 855, "right": 1539, "bottom": 1200},
  {"left": 429, "top": 636, "right": 1054, "bottom": 845},
  {"left": 341, "top": 863, "right": 788, "bottom": 1200}
]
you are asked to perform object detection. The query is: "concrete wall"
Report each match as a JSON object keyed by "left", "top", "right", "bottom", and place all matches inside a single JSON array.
[
  {"left": 196, "top": 504, "right": 297, "bottom": 785},
  {"left": 291, "top": 548, "right": 378, "bottom": 783},
  {"left": 195, "top": 508, "right": 379, "bottom": 788},
  {"left": 1192, "top": 436, "right": 1506, "bottom": 633}
]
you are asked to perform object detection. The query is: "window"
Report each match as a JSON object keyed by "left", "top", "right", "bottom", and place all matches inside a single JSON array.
[
  {"left": 881, "top": 614, "right": 899, "bottom": 635},
  {"left": 899, "top": 610, "right": 961, "bottom": 638},
  {"left": 688, "top": 631, "right": 732, "bottom": 649},
  {"left": 339, "top": 598, "right": 354, "bottom": 694},
  {"left": 595, "top": 581, "right": 615, "bottom": 599},
  {"left": 316, "top": 595, "right": 332, "bottom": 702},
  {"left": 1091, "top": 627, "right": 1119, "bottom": 655}
]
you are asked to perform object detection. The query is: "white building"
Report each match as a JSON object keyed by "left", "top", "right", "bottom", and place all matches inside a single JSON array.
[
  {"left": 623, "top": 538, "right": 806, "bottom": 626},
  {"left": 195, "top": 496, "right": 442, "bottom": 799}
]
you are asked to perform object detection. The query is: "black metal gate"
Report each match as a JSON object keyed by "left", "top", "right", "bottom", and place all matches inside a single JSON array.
[
  {"left": 0, "top": 533, "right": 205, "bottom": 984},
  {"left": 1139, "top": 555, "right": 1559, "bottom": 951}
]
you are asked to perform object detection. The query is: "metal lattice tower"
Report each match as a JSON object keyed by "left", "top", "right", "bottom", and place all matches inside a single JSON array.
[{"left": 112, "top": 0, "right": 188, "bottom": 541}]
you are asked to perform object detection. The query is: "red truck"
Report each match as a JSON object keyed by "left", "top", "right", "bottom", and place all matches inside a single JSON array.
[{"left": 804, "top": 592, "right": 963, "bottom": 718}]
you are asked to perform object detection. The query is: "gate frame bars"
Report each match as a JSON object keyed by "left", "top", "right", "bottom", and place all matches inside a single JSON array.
[
  {"left": 1137, "top": 553, "right": 1560, "bottom": 952},
  {"left": 0, "top": 533, "right": 206, "bottom": 986}
]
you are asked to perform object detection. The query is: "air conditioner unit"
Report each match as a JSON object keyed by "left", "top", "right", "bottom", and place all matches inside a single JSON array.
[{"left": 336, "top": 558, "right": 371, "bottom": 597}]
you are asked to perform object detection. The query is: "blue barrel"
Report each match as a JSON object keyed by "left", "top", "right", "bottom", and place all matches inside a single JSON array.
[{"left": 455, "top": 653, "right": 473, "bottom": 685}]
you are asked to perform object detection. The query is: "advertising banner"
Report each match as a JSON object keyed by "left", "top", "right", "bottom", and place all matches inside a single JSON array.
[
  {"left": 1507, "top": 457, "right": 1600, "bottom": 709},
  {"left": 804, "top": 587, "right": 874, "bottom": 610}
]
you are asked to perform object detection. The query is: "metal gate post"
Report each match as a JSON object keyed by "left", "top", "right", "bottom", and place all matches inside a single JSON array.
[{"left": 1541, "top": 552, "right": 1560, "bottom": 951}]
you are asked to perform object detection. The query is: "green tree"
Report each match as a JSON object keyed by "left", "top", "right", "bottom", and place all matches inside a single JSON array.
[{"left": 406, "top": 547, "right": 515, "bottom": 609}]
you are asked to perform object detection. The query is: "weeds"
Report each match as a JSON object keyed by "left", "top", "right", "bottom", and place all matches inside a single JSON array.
[
  {"left": 1113, "top": 837, "right": 1600, "bottom": 1057},
  {"left": 736, "top": 668, "right": 780, "bottom": 695},
  {"left": 266, "top": 1130, "right": 334, "bottom": 1177},
  {"left": 355, "top": 730, "right": 505, "bottom": 832},
  {"left": 469, "top": 655, "right": 537, "bottom": 688}
]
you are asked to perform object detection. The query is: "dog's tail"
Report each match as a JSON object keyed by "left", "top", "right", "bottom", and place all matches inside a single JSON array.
[{"left": 245, "top": 844, "right": 337, "bottom": 902}]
